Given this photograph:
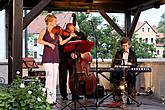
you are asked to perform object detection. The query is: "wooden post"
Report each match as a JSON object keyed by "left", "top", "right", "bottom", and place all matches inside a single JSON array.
[{"left": 6, "top": 0, "right": 23, "bottom": 84}]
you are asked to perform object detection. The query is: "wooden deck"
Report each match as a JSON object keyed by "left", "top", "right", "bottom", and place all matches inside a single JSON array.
[{"left": 52, "top": 91, "right": 165, "bottom": 110}]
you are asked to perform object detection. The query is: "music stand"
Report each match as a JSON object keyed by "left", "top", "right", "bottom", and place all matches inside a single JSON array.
[
  {"left": 22, "top": 57, "right": 46, "bottom": 84},
  {"left": 61, "top": 40, "right": 94, "bottom": 110},
  {"left": 64, "top": 40, "right": 95, "bottom": 53},
  {"left": 22, "top": 57, "right": 39, "bottom": 73},
  {"left": 119, "top": 60, "right": 142, "bottom": 107}
]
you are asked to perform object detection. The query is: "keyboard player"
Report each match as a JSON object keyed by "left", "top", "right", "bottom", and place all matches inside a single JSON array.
[{"left": 111, "top": 37, "right": 138, "bottom": 103}]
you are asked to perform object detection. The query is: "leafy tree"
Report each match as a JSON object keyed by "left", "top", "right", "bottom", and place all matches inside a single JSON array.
[
  {"left": 76, "top": 12, "right": 156, "bottom": 59},
  {"left": 76, "top": 12, "right": 120, "bottom": 59},
  {"left": 157, "top": 12, "right": 165, "bottom": 33},
  {"left": 157, "top": 12, "right": 165, "bottom": 57},
  {"left": 156, "top": 37, "right": 165, "bottom": 44},
  {"left": 102, "top": 25, "right": 120, "bottom": 59},
  {"left": 131, "top": 34, "right": 156, "bottom": 58}
]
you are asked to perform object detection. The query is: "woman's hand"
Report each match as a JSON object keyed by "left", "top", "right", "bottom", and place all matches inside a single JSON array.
[
  {"left": 70, "top": 32, "right": 77, "bottom": 38},
  {"left": 48, "top": 43, "right": 55, "bottom": 50}
]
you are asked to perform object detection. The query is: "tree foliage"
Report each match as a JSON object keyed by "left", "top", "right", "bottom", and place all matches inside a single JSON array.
[
  {"left": 157, "top": 12, "right": 165, "bottom": 57},
  {"left": 76, "top": 12, "right": 120, "bottom": 59},
  {"left": 76, "top": 12, "right": 156, "bottom": 59},
  {"left": 157, "top": 12, "right": 165, "bottom": 33},
  {"left": 131, "top": 34, "right": 156, "bottom": 58},
  {"left": 156, "top": 37, "right": 165, "bottom": 44},
  {"left": 76, "top": 12, "right": 155, "bottom": 59}
]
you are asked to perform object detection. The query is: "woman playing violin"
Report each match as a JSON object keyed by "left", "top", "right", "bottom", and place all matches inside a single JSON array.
[{"left": 37, "top": 14, "right": 74, "bottom": 104}]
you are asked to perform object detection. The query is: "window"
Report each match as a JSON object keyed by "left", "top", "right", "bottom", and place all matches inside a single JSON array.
[
  {"left": 151, "top": 50, "right": 153, "bottom": 54},
  {"left": 151, "top": 38, "right": 153, "bottom": 43},
  {"left": 145, "top": 38, "right": 148, "bottom": 42},
  {"left": 34, "top": 51, "right": 37, "bottom": 58},
  {"left": 163, "top": 50, "right": 165, "bottom": 54},
  {"left": 34, "top": 38, "right": 37, "bottom": 46},
  {"left": 148, "top": 28, "right": 150, "bottom": 32},
  {"left": 157, "top": 50, "right": 159, "bottom": 55},
  {"left": 142, "top": 28, "right": 144, "bottom": 32},
  {"left": 139, "top": 38, "right": 142, "bottom": 41}
]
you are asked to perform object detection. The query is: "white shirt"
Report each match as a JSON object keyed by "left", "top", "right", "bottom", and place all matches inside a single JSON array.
[{"left": 122, "top": 49, "right": 129, "bottom": 65}]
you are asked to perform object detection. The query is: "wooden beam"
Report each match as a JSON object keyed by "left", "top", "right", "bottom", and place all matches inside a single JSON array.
[
  {"left": 129, "top": 7, "right": 141, "bottom": 38},
  {"left": 13, "top": 0, "right": 23, "bottom": 78},
  {"left": 0, "top": 0, "right": 9, "bottom": 10},
  {"left": 160, "top": 0, "right": 165, "bottom": 3},
  {"left": 99, "top": 9, "right": 126, "bottom": 37},
  {"left": 6, "top": 0, "right": 13, "bottom": 84},
  {"left": 6, "top": 0, "right": 23, "bottom": 84},
  {"left": 49, "top": 1, "right": 126, "bottom": 13},
  {"left": 23, "top": 0, "right": 51, "bottom": 29},
  {"left": 124, "top": 10, "right": 131, "bottom": 37},
  {"left": 130, "top": 0, "right": 160, "bottom": 11}
]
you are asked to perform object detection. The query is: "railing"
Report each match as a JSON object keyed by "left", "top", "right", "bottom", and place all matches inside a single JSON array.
[{"left": 0, "top": 58, "right": 165, "bottom": 99}]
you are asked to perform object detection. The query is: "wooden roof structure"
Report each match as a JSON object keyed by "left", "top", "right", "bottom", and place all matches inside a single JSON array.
[
  {"left": 0, "top": 0, "right": 164, "bottom": 84},
  {"left": 0, "top": 0, "right": 161, "bottom": 10},
  {"left": 22, "top": 0, "right": 164, "bottom": 13}
]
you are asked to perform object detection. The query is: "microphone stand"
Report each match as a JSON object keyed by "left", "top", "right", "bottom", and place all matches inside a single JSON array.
[
  {"left": 90, "top": 20, "right": 99, "bottom": 107},
  {"left": 121, "top": 59, "right": 142, "bottom": 107}
]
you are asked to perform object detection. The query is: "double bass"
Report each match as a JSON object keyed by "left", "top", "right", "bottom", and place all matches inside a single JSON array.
[
  {"left": 64, "top": 40, "right": 97, "bottom": 96},
  {"left": 59, "top": 13, "right": 96, "bottom": 96}
]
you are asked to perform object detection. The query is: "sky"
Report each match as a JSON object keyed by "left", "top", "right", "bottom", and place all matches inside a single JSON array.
[
  {"left": 107, "top": 4, "right": 165, "bottom": 27},
  {"left": 139, "top": 4, "right": 165, "bottom": 26},
  {"left": 0, "top": 5, "right": 164, "bottom": 59}
]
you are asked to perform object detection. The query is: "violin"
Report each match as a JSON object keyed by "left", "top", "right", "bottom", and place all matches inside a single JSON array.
[{"left": 51, "top": 26, "right": 70, "bottom": 37}]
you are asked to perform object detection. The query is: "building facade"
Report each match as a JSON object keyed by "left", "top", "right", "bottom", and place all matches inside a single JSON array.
[{"left": 135, "top": 21, "right": 165, "bottom": 57}]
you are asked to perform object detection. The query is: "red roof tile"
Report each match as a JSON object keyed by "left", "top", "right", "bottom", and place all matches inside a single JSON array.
[
  {"left": 156, "top": 43, "right": 165, "bottom": 47},
  {"left": 156, "top": 33, "right": 165, "bottom": 38}
]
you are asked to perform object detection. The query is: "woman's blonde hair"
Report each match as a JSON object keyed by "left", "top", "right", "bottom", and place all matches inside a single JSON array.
[{"left": 45, "top": 14, "right": 56, "bottom": 25}]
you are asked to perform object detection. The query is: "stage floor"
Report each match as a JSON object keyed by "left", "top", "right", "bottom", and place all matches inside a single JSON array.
[{"left": 52, "top": 91, "right": 165, "bottom": 110}]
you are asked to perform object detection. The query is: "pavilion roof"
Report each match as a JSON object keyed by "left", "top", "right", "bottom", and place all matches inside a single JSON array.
[{"left": 0, "top": 0, "right": 164, "bottom": 14}]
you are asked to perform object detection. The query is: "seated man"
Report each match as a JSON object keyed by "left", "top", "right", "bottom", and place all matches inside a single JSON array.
[{"left": 111, "top": 37, "right": 138, "bottom": 103}]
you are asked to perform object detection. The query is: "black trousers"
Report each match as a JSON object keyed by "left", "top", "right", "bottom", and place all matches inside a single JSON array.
[
  {"left": 110, "top": 71, "right": 136, "bottom": 97},
  {"left": 59, "top": 59, "right": 73, "bottom": 98}
]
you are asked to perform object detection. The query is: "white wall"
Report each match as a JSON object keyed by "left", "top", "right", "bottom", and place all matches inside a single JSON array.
[{"left": 0, "top": 10, "right": 6, "bottom": 59}]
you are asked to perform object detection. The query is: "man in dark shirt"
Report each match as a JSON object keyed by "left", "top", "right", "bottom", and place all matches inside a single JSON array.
[
  {"left": 111, "top": 37, "right": 138, "bottom": 103},
  {"left": 59, "top": 23, "right": 87, "bottom": 100}
]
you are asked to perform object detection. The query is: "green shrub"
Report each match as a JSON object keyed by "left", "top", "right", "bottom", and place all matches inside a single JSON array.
[{"left": 0, "top": 77, "right": 52, "bottom": 110}]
